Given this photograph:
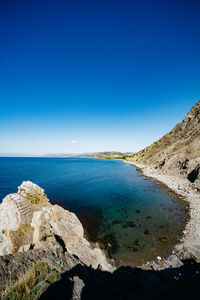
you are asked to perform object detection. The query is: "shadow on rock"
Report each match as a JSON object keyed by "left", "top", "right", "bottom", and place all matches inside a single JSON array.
[{"left": 40, "top": 259, "right": 200, "bottom": 300}]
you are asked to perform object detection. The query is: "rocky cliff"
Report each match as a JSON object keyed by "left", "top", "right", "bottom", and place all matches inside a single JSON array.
[
  {"left": 0, "top": 181, "right": 114, "bottom": 272},
  {"left": 128, "top": 101, "right": 200, "bottom": 188}
]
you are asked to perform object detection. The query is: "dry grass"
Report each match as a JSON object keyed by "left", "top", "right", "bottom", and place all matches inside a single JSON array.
[{"left": 1, "top": 261, "right": 60, "bottom": 300}]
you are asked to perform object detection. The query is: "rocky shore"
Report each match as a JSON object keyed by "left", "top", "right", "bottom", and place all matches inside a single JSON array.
[
  {"left": 0, "top": 180, "right": 200, "bottom": 298},
  {"left": 124, "top": 160, "right": 200, "bottom": 266}
]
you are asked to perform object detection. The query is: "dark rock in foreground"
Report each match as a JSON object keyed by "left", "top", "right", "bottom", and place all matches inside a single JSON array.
[{"left": 0, "top": 249, "right": 200, "bottom": 299}]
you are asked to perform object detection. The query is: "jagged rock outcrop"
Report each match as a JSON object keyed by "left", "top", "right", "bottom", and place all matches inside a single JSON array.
[
  {"left": 0, "top": 181, "right": 114, "bottom": 272},
  {"left": 128, "top": 101, "right": 200, "bottom": 187}
]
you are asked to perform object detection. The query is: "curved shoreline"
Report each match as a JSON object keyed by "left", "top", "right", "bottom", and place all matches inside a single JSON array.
[{"left": 124, "top": 160, "right": 200, "bottom": 268}]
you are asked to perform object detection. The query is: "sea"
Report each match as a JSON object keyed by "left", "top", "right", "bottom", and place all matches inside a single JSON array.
[{"left": 0, "top": 157, "right": 186, "bottom": 265}]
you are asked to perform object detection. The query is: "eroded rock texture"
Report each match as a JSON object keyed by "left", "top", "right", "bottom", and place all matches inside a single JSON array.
[{"left": 0, "top": 181, "right": 114, "bottom": 272}]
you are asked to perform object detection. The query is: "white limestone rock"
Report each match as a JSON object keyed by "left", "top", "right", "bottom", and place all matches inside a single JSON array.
[{"left": 0, "top": 181, "right": 114, "bottom": 272}]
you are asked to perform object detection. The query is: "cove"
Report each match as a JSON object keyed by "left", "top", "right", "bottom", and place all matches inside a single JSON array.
[{"left": 0, "top": 157, "right": 186, "bottom": 265}]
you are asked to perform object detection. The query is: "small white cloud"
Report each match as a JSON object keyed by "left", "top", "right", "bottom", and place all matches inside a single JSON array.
[{"left": 72, "top": 140, "right": 78, "bottom": 144}]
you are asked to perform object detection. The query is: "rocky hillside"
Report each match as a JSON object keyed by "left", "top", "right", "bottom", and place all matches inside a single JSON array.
[
  {"left": 0, "top": 181, "right": 114, "bottom": 272},
  {"left": 127, "top": 101, "right": 200, "bottom": 187}
]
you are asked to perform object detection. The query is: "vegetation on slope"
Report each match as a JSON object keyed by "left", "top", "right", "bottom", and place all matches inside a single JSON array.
[
  {"left": 1, "top": 262, "right": 60, "bottom": 300},
  {"left": 126, "top": 101, "right": 200, "bottom": 185},
  {"left": 88, "top": 152, "right": 128, "bottom": 159}
]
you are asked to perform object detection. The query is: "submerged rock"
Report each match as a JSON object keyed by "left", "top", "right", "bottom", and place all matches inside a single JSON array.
[
  {"left": 122, "top": 221, "right": 136, "bottom": 229},
  {"left": 0, "top": 181, "right": 114, "bottom": 272},
  {"left": 159, "top": 236, "right": 168, "bottom": 243},
  {"left": 112, "top": 220, "right": 122, "bottom": 225}
]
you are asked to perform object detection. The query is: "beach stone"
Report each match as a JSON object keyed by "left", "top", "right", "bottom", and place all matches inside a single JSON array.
[{"left": 163, "top": 254, "right": 183, "bottom": 268}]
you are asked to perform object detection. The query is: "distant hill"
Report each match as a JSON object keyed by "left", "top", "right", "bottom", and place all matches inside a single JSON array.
[
  {"left": 42, "top": 152, "right": 130, "bottom": 159},
  {"left": 86, "top": 152, "right": 128, "bottom": 159},
  {"left": 127, "top": 101, "right": 200, "bottom": 188}
]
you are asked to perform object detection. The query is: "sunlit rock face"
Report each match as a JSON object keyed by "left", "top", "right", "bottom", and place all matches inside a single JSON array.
[{"left": 0, "top": 181, "right": 114, "bottom": 272}]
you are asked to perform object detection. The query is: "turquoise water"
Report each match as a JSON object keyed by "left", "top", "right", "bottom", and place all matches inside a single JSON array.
[{"left": 0, "top": 157, "right": 186, "bottom": 264}]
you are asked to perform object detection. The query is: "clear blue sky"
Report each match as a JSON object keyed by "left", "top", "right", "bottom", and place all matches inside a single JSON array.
[{"left": 0, "top": 0, "right": 199, "bottom": 155}]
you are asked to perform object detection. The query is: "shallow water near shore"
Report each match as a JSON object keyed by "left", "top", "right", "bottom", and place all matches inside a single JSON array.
[{"left": 0, "top": 157, "right": 186, "bottom": 264}]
